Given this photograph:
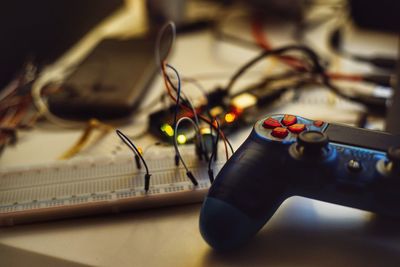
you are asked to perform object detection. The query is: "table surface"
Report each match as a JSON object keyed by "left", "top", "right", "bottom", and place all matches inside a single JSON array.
[{"left": 1, "top": 2, "right": 399, "bottom": 266}]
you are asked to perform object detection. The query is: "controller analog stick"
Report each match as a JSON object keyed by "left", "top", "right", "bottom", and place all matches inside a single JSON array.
[{"left": 296, "top": 131, "right": 330, "bottom": 158}]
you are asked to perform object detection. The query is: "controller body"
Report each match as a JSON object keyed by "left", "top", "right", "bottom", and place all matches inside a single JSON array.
[{"left": 200, "top": 114, "right": 400, "bottom": 250}]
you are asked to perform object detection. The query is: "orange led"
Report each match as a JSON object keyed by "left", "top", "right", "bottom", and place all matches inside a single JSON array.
[{"left": 224, "top": 113, "right": 236, "bottom": 123}]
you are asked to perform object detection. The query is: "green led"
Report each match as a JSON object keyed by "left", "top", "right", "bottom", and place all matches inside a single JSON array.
[
  {"left": 177, "top": 134, "right": 187, "bottom": 144},
  {"left": 161, "top": 124, "right": 174, "bottom": 137}
]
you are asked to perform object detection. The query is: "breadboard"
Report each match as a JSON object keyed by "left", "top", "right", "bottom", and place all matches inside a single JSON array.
[{"left": 0, "top": 150, "right": 225, "bottom": 226}]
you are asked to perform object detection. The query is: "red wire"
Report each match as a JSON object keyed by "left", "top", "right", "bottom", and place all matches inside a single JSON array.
[
  {"left": 251, "top": 19, "right": 272, "bottom": 50},
  {"left": 161, "top": 61, "right": 231, "bottom": 160},
  {"left": 250, "top": 19, "right": 363, "bottom": 82},
  {"left": 326, "top": 72, "right": 363, "bottom": 82}
]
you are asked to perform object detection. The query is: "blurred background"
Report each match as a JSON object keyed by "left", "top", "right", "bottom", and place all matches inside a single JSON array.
[
  {"left": 0, "top": 1, "right": 400, "bottom": 266},
  {"left": 0, "top": 0, "right": 398, "bottom": 164}
]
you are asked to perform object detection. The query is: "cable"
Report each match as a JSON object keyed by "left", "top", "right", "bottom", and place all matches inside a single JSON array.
[
  {"left": 208, "top": 119, "right": 220, "bottom": 183},
  {"left": 59, "top": 119, "right": 113, "bottom": 160},
  {"left": 329, "top": 27, "right": 397, "bottom": 71},
  {"left": 224, "top": 44, "right": 389, "bottom": 112},
  {"left": 162, "top": 60, "right": 234, "bottom": 159},
  {"left": 165, "top": 64, "right": 207, "bottom": 163},
  {"left": 165, "top": 64, "right": 209, "bottom": 161},
  {"left": 224, "top": 45, "right": 317, "bottom": 94},
  {"left": 165, "top": 64, "right": 182, "bottom": 129},
  {"left": 155, "top": 21, "right": 177, "bottom": 71},
  {"left": 157, "top": 21, "right": 234, "bottom": 160},
  {"left": 116, "top": 129, "right": 151, "bottom": 192},
  {"left": 248, "top": 16, "right": 386, "bottom": 85},
  {"left": 174, "top": 117, "right": 201, "bottom": 186}
]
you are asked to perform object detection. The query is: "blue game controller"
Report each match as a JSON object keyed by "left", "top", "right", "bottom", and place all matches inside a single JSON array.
[{"left": 199, "top": 114, "right": 400, "bottom": 250}]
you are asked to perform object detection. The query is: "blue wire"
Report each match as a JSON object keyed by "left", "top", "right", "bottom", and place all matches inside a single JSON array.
[{"left": 166, "top": 64, "right": 181, "bottom": 129}]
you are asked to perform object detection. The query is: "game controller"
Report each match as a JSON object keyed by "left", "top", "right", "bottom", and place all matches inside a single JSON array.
[{"left": 199, "top": 114, "right": 400, "bottom": 250}]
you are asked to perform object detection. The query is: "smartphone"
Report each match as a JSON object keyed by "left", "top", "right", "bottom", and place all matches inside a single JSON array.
[{"left": 47, "top": 37, "right": 158, "bottom": 120}]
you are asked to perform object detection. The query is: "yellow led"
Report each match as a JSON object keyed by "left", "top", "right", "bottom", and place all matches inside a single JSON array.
[
  {"left": 224, "top": 113, "right": 236, "bottom": 123},
  {"left": 177, "top": 134, "right": 187, "bottom": 144},
  {"left": 161, "top": 124, "right": 174, "bottom": 137},
  {"left": 200, "top": 127, "right": 212, "bottom": 135}
]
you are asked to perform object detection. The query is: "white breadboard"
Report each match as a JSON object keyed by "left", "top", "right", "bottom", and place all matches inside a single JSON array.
[{"left": 0, "top": 149, "right": 225, "bottom": 226}]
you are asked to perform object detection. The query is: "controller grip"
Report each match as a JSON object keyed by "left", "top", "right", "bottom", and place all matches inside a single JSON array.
[{"left": 200, "top": 132, "right": 288, "bottom": 250}]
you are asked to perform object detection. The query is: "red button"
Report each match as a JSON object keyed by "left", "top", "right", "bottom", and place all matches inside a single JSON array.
[
  {"left": 271, "top": 127, "right": 288, "bottom": 138},
  {"left": 288, "top": 124, "right": 306, "bottom": 134},
  {"left": 263, "top": 117, "right": 281, "bottom": 129},
  {"left": 282, "top": 114, "right": 297, "bottom": 126},
  {"left": 314, "top": 120, "right": 324, "bottom": 127}
]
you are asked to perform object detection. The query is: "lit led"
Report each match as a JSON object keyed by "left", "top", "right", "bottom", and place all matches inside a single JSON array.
[
  {"left": 231, "top": 93, "right": 257, "bottom": 110},
  {"left": 177, "top": 134, "right": 187, "bottom": 144},
  {"left": 224, "top": 113, "right": 236, "bottom": 123},
  {"left": 200, "top": 127, "right": 212, "bottom": 135},
  {"left": 161, "top": 124, "right": 174, "bottom": 137}
]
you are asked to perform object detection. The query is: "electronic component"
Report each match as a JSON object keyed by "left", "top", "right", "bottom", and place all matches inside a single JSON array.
[
  {"left": 0, "top": 148, "right": 225, "bottom": 226},
  {"left": 200, "top": 114, "right": 400, "bottom": 250},
  {"left": 47, "top": 37, "right": 158, "bottom": 120}
]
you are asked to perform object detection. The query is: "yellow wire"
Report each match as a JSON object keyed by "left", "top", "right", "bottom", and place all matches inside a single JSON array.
[{"left": 59, "top": 119, "right": 114, "bottom": 160}]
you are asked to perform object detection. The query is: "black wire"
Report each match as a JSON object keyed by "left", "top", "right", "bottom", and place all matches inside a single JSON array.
[
  {"left": 223, "top": 44, "right": 376, "bottom": 107},
  {"left": 328, "top": 26, "right": 397, "bottom": 71},
  {"left": 224, "top": 45, "right": 320, "bottom": 94},
  {"left": 116, "top": 129, "right": 151, "bottom": 191},
  {"left": 208, "top": 119, "right": 221, "bottom": 183},
  {"left": 166, "top": 64, "right": 182, "bottom": 130},
  {"left": 225, "top": 136, "right": 234, "bottom": 155},
  {"left": 164, "top": 62, "right": 235, "bottom": 156},
  {"left": 230, "top": 70, "right": 307, "bottom": 98}
]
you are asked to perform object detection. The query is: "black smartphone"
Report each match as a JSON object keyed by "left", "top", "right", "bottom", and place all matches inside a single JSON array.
[{"left": 48, "top": 37, "right": 158, "bottom": 120}]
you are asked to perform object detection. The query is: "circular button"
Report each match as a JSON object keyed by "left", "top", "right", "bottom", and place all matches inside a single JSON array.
[
  {"left": 296, "top": 131, "right": 329, "bottom": 158},
  {"left": 347, "top": 160, "right": 362, "bottom": 172},
  {"left": 271, "top": 127, "right": 289, "bottom": 139},
  {"left": 298, "top": 131, "right": 329, "bottom": 148},
  {"left": 282, "top": 115, "right": 297, "bottom": 126},
  {"left": 263, "top": 117, "right": 281, "bottom": 129},
  {"left": 288, "top": 124, "right": 306, "bottom": 134}
]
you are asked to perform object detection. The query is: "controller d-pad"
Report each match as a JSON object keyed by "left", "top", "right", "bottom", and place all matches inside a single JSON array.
[{"left": 263, "top": 117, "right": 281, "bottom": 129}]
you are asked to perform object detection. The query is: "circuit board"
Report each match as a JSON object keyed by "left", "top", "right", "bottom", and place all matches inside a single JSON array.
[{"left": 0, "top": 149, "right": 225, "bottom": 226}]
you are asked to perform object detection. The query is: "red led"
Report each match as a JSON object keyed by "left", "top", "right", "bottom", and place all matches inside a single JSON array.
[
  {"left": 263, "top": 117, "right": 281, "bottom": 129},
  {"left": 271, "top": 127, "right": 289, "bottom": 138},
  {"left": 282, "top": 114, "right": 297, "bottom": 126},
  {"left": 313, "top": 120, "right": 324, "bottom": 127},
  {"left": 288, "top": 123, "right": 306, "bottom": 134}
]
